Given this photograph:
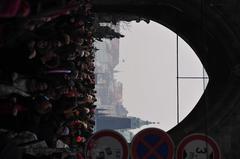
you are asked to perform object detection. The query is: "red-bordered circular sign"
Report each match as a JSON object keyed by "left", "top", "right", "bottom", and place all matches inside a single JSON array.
[
  {"left": 130, "top": 128, "right": 174, "bottom": 159},
  {"left": 177, "top": 134, "right": 221, "bottom": 159},
  {"left": 85, "top": 130, "right": 129, "bottom": 159}
]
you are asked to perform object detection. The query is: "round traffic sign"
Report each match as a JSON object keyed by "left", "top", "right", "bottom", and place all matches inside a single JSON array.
[
  {"left": 130, "top": 128, "right": 174, "bottom": 159},
  {"left": 85, "top": 130, "right": 129, "bottom": 159},
  {"left": 177, "top": 134, "right": 221, "bottom": 159}
]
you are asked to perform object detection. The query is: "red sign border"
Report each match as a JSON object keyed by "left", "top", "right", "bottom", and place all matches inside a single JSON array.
[
  {"left": 85, "top": 129, "right": 129, "bottom": 159},
  {"left": 130, "top": 127, "right": 175, "bottom": 159},
  {"left": 177, "top": 133, "right": 221, "bottom": 159}
]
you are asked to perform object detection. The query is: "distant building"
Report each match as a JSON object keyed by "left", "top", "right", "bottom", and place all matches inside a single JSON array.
[
  {"left": 115, "top": 104, "right": 128, "bottom": 117},
  {"left": 94, "top": 24, "right": 128, "bottom": 117},
  {"left": 94, "top": 26, "right": 120, "bottom": 106},
  {"left": 97, "top": 104, "right": 128, "bottom": 118},
  {"left": 95, "top": 115, "right": 153, "bottom": 131}
]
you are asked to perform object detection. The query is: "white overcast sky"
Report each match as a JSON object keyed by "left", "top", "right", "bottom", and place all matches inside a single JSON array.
[{"left": 115, "top": 21, "right": 207, "bottom": 132}]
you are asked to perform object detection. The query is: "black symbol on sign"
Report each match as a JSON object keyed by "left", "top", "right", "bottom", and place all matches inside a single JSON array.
[
  {"left": 97, "top": 151, "right": 105, "bottom": 159},
  {"left": 183, "top": 150, "right": 214, "bottom": 159},
  {"left": 196, "top": 147, "right": 207, "bottom": 154},
  {"left": 105, "top": 147, "right": 113, "bottom": 155}
]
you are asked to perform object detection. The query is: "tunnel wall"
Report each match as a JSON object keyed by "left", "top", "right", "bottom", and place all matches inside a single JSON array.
[{"left": 92, "top": 0, "right": 240, "bottom": 158}]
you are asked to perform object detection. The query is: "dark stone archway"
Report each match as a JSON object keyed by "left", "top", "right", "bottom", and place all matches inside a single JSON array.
[{"left": 93, "top": 0, "right": 240, "bottom": 158}]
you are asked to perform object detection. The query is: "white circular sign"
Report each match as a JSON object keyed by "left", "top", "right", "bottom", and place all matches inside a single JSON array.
[
  {"left": 177, "top": 134, "right": 221, "bottom": 159},
  {"left": 85, "top": 130, "right": 129, "bottom": 159}
]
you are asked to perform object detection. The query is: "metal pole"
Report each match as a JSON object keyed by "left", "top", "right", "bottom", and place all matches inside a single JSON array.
[{"left": 176, "top": 34, "right": 180, "bottom": 124}]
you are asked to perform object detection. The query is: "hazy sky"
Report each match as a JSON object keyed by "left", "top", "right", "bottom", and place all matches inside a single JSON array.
[{"left": 115, "top": 21, "right": 207, "bottom": 132}]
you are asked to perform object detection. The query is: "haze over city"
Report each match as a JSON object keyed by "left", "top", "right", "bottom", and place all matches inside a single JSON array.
[{"left": 95, "top": 20, "right": 208, "bottom": 134}]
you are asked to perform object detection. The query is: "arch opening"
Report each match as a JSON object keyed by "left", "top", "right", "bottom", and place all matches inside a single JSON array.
[
  {"left": 94, "top": 20, "right": 209, "bottom": 141},
  {"left": 93, "top": 1, "right": 235, "bottom": 143}
]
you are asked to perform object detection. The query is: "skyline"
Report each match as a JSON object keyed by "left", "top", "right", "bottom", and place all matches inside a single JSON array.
[
  {"left": 94, "top": 20, "right": 208, "bottom": 133},
  {"left": 115, "top": 20, "right": 207, "bottom": 131}
]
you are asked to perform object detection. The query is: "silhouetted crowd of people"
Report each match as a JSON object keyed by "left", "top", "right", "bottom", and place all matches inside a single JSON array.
[{"left": 0, "top": 0, "right": 97, "bottom": 158}]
